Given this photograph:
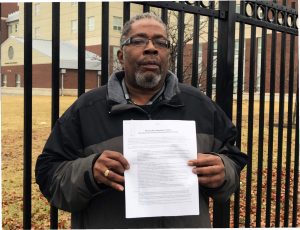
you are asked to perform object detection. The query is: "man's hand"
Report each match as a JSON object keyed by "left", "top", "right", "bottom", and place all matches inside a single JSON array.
[
  {"left": 93, "top": 150, "right": 130, "bottom": 191},
  {"left": 188, "top": 153, "right": 225, "bottom": 188}
]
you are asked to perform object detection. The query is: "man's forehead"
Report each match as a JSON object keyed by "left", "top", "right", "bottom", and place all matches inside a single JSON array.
[{"left": 130, "top": 18, "right": 167, "bottom": 35}]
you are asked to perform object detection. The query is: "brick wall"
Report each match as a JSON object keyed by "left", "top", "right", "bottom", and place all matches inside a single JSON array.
[
  {"left": 1, "top": 38, "right": 297, "bottom": 93},
  {"left": 0, "top": 3, "right": 18, "bottom": 43},
  {"left": 243, "top": 33, "right": 298, "bottom": 94},
  {"left": 1, "top": 64, "right": 100, "bottom": 90}
]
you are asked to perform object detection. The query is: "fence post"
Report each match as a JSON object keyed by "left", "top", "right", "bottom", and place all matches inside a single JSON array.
[
  {"left": 214, "top": 1, "right": 236, "bottom": 228},
  {"left": 101, "top": 2, "right": 109, "bottom": 85},
  {"left": 23, "top": 3, "right": 32, "bottom": 229},
  {"left": 78, "top": 2, "right": 86, "bottom": 96},
  {"left": 50, "top": 2, "right": 60, "bottom": 229}
]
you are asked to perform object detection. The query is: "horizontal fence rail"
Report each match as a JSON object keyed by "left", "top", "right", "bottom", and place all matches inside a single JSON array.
[{"left": 0, "top": 0, "right": 297, "bottom": 228}]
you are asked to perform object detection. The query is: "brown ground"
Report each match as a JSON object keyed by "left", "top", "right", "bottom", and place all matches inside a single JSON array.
[{"left": 1, "top": 95, "right": 299, "bottom": 229}]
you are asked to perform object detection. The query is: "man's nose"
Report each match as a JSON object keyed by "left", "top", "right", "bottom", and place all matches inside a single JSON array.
[{"left": 143, "top": 40, "right": 158, "bottom": 55}]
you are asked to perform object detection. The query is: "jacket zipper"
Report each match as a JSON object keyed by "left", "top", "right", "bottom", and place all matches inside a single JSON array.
[{"left": 147, "top": 113, "right": 152, "bottom": 120}]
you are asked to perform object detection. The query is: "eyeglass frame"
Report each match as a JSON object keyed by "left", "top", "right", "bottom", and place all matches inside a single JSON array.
[{"left": 121, "top": 36, "right": 171, "bottom": 49}]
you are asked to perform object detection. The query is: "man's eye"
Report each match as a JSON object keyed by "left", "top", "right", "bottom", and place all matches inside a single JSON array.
[
  {"left": 131, "top": 38, "right": 146, "bottom": 45},
  {"left": 155, "top": 39, "right": 168, "bottom": 48}
]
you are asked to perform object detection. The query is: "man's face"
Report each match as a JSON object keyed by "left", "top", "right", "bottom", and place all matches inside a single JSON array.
[{"left": 118, "top": 18, "right": 170, "bottom": 91}]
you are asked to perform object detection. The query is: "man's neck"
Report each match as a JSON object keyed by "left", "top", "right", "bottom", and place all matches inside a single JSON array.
[{"left": 126, "top": 84, "right": 161, "bottom": 105}]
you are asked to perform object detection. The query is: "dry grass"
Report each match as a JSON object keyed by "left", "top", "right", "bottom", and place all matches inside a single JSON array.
[
  {"left": 2, "top": 95, "right": 76, "bottom": 229},
  {"left": 1, "top": 95, "right": 299, "bottom": 228}
]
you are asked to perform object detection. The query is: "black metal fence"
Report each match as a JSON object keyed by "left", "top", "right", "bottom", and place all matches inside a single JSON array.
[{"left": 11, "top": 0, "right": 299, "bottom": 228}]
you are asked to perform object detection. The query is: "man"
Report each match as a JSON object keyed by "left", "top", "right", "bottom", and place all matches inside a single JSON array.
[{"left": 36, "top": 12, "right": 247, "bottom": 228}]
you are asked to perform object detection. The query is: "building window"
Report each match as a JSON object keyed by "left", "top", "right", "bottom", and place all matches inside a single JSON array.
[
  {"left": 233, "top": 39, "right": 246, "bottom": 93},
  {"left": 8, "top": 25, "right": 12, "bottom": 35},
  {"left": 35, "top": 3, "right": 40, "bottom": 16},
  {"left": 113, "top": 16, "right": 122, "bottom": 32},
  {"left": 8, "top": 46, "right": 14, "bottom": 60},
  {"left": 236, "top": 3, "right": 240, "bottom": 13},
  {"left": 88, "top": 16, "right": 95, "bottom": 31},
  {"left": 34, "top": 27, "right": 40, "bottom": 38},
  {"left": 15, "top": 74, "right": 21, "bottom": 87},
  {"left": 2, "top": 74, "right": 7, "bottom": 87},
  {"left": 15, "top": 23, "right": 18, "bottom": 32},
  {"left": 256, "top": 37, "right": 262, "bottom": 92},
  {"left": 71, "top": 20, "right": 78, "bottom": 34}
]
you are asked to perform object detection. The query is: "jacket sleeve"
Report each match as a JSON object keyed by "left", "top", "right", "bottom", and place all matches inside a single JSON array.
[
  {"left": 201, "top": 103, "right": 248, "bottom": 202},
  {"left": 35, "top": 106, "right": 106, "bottom": 212}
]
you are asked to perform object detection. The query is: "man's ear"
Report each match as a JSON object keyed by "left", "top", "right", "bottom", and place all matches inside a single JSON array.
[{"left": 117, "top": 50, "right": 124, "bottom": 65}]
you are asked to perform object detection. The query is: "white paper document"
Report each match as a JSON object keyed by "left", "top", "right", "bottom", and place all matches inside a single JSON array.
[{"left": 123, "top": 120, "right": 199, "bottom": 218}]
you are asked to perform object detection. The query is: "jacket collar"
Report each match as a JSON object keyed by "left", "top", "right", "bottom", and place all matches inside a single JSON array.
[{"left": 107, "top": 70, "right": 183, "bottom": 113}]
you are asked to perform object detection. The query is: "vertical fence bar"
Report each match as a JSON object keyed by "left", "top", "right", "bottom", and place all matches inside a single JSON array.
[
  {"left": 15, "top": 1, "right": 298, "bottom": 229},
  {"left": 0, "top": 2, "right": 1, "bottom": 41},
  {"left": 245, "top": 23, "right": 256, "bottom": 228},
  {"left": 161, "top": 8, "right": 168, "bottom": 24},
  {"left": 0, "top": 2, "right": 1, "bottom": 92},
  {"left": 123, "top": 2, "right": 130, "bottom": 24},
  {"left": 143, "top": 4, "right": 149, "bottom": 13},
  {"left": 275, "top": 1, "right": 288, "bottom": 226},
  {"left": 78, "top": 2, "right": 86, "bottom": 97},
  {"left": 50, "top": 3, "right": 60, "bottom": 229},
  {"left": 265, "top": 29, "right": 277, "bottom": 227},
  {"left": 176, "top": 10, "right": 184, "bottom": 83},
  {"left": 23, "top": 3, "right": 32, "bottom": 229},
  {"left": 267, "top": 30, "right": 277, "bottom": 225},
  {"left": 101, "top": 2, "right": 109, "bottom": 86},
  {"left": 234, "top": 1, "right": 245, "bottom": 227},
  {"left": 255, "top": 26, "right": 267, "bottom": 228},
  {"left": 0, "top": 9, "right": 1, "bottom": 227},
  {"left": 214, "top": 1, "right": 236, "bottom": 227},
  {"left": 275, "top": 31, "right": 286, "bottom": 228},
  {"left": 283, "top": 32, "right": 295, "bottom": 226},
  {"left": 205, "top": 2, "right": 215, "bottom": 98},
  {"left": 191, "top": 5, "right": 199, "bottom": 88},
  {"left": 215, "top": 1, "right": 235, "bottom": 117},
  {"left": 292, "top": 83, "right": 299, "bottom": 227}
]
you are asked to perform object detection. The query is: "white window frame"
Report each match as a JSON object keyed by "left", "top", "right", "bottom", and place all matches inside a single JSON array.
[
  {"left": 15, "top": 74, "right": 21, "bottom": 87},
  {"left": 2, "top": 74, "right": 7, "bottom": 87}
]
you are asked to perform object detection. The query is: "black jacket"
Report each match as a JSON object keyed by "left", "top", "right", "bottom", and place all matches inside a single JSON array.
[{"left": 35, "top": 71, "right": 247, "bottom": 228}]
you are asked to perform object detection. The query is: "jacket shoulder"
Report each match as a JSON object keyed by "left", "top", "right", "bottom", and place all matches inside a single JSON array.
[
  {"left": 59, "top": 86, "right": 108, "bottom": 121},
  {"left": 70, "top": 86, "right": 107, "bottom": 111},
  {"left": 178, "top": 83, "right": 214, "bottom": 106}
]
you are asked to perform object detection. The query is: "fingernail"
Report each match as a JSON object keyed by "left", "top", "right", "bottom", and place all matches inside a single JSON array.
[
  {"left": 187, "top": 161, "right": 193, "bottom": 166},
  {"left": 126, "top": 165, "right": 130, "bottom": 170},
  {"left": 119, "top": 186, "right": 124, "bottom": 191}
]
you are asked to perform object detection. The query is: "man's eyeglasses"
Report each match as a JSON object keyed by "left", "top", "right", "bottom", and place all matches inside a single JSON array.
[{"left": 121, "top": 37, "right": 171, "bottom": 49}]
